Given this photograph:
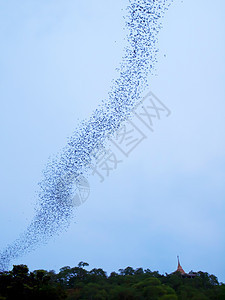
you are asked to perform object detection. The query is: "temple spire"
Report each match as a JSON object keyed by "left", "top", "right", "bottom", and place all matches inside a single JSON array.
[
  {"left": 176, "top": 255, "right": 185, "bottom": 274},
  {"left": 177, "top": 255, "right": 180, "bottom": 267}
]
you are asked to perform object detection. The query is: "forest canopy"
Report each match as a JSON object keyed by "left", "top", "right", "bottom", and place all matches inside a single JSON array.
[{"left": 0, "top": 262, "right": 224, "bottom": 300}]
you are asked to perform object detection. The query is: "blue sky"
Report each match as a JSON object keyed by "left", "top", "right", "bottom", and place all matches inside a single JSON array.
[{"left": 0, "top": 0, "right": 225, "bottom": 281}]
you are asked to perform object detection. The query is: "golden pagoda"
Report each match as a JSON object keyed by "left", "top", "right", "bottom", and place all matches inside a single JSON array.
[
  {"left": 176, "top": 256, "right": 186, "bottom": 275},
  {"left": 174, "top": 256, "right": 196, "bottom": 278}
]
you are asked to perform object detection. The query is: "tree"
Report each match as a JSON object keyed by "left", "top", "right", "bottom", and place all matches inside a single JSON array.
[
  {"left": 77, "top": 261, "right": 89, "bottom": 268},
  {"left": 119, "top": 267, "right": 135, "bottom": 276},
  {"left": 12, "top": 264, "right": 29, "bottom": 278},
  {"left": 134, "top": 268, "right": 144, "bottom": 275}
]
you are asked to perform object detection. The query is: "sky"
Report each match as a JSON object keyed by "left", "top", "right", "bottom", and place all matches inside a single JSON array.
[{"left": 0, "top": 0, "right": 225, "bottom": 282}]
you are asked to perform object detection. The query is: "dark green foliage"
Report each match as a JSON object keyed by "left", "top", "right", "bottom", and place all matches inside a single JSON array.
[
  {"left": 0, "top": 264, "right": 66, "bottom": 300},
  {"left": 0, "top": 262, "right": 224, "bottom": 300}
]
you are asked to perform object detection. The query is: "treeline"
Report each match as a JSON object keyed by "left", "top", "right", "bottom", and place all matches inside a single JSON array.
[{"left": 0, "top": 262, "right": 225, "bottom": 299}]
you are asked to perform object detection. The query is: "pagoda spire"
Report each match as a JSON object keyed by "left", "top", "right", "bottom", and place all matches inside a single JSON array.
[
  {"left": 177, "top": 255, "right": 180, "bottom": 267},
  {"left": 176, "top": 255, "right": 185, "bottom": 274}
]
